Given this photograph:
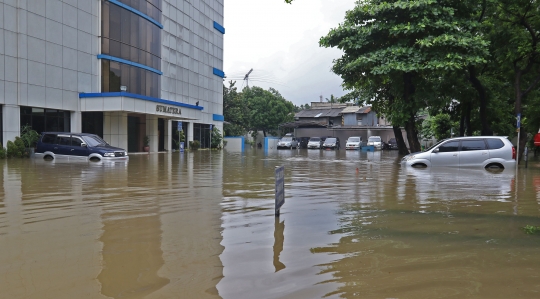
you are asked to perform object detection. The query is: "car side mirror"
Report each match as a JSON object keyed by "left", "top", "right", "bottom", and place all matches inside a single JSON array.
[
  {"left": 432, "top": 148, "right": 439, "bottom": 153},
  {"left": 81, "top": 143, "right": 87, "bottom": 147}
]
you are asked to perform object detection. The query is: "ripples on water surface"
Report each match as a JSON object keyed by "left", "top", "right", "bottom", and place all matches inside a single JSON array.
[{"left": 1, "top": 150, "right": 540, "bottom": 298}]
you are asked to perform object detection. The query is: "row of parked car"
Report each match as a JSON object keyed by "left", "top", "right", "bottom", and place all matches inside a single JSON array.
[{"left": 277, "top": 134, "right": 399, "bottom": 150}]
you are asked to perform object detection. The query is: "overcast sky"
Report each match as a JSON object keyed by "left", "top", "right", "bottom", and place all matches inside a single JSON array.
[{"left": 223, "top": 0, "right": 356, "bottom": 107}]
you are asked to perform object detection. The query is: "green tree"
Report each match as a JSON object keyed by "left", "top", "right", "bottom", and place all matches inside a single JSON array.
[
  {"left": 223, "top": 81, "right": 250, "bottom": 136},
  {"left": 211, "top": 127, "right": 224, "bottom": 149},
  {"left": 320, "top": 0, "right": 490, "bottom": 153},
  {"left": 244, "top": 87, "right": 295, "bottom": 137},
  {"left": 429, "top": 114, "right": 458, "bottom": 140},
  {"left": 491, "top": 0, "right": 540, "bottom": 160}
]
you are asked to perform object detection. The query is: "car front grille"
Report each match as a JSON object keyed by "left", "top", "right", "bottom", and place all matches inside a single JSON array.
[{"left": 114, "top": 151, "right": 125, "bottom": 157}]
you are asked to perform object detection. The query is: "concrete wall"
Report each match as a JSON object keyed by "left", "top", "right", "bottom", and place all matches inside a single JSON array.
[
  {"left": 161, "top": 0, "right": 224, "bottom": 129},
  {"left": 0, "top": 0, "right": 99, "bottom": 142},
  {"left": 224, "top": 136, "right": 244, "bottom": 152},
  {"left": 264, "top": 137, "right": 280, "bottom": 151}
]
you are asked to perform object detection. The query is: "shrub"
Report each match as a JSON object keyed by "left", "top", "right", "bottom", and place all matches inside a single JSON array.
[
  {"left": 189, "top": 140, "right": 200, "bottom": 150},
  {"left": 6, "top": 141, "right": 18, "bottom": 158},
  {"left": 20, "top": 125, "right": 40, "bottom": 148},
  {"left": 14, "top": 137, "right": 27, "bottom": 157}
]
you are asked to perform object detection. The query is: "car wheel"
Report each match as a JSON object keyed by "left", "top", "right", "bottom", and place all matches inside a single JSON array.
[{"left": 44, "top": 155, "right": 54, "bottom": 161}]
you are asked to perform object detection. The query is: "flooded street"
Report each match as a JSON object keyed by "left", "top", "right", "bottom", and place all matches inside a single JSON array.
[{"left": 2, "top": 149, "right": 540, "bottom": 298}]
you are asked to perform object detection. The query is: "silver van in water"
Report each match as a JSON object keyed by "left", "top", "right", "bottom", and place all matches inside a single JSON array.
[{"left": 401, "top": 136, "right": 516, "bottom": 169}]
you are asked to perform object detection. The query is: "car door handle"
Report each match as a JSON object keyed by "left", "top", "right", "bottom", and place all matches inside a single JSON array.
[
  {"left": 54, "top": 147, "right": 58, "bottom": 149},
  {"left": 482, "top": 152, "right": 488, "bottom": 155},
  {"left": 71, "top": 149, "right": 75, "bottom": 151},
  {"left": 453, "top": 154, "right": 458, "bottom": 156}
]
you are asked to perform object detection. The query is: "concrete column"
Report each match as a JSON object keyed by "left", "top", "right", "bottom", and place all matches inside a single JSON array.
[
  {"left": 165, "top": 119, "right": 172, "bottom": 152},
  {"left": 71, "top": 111, "right": 82, "bottom": 133},
  {"left": 146, "top": 114, "right": 158, "bottom": 152},
  {"left": 103, "top": 112, "right": 128, "bottom": 150},
  {"left": 187, "top": 121, "right": 194, "bottom": 148},
  {"left": 3, "top": 105, "right": 20, "bottom": 144}
]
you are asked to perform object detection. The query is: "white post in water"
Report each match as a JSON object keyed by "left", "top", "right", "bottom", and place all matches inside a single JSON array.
[
  {"left": 516, "top": 113, "right": 521, "bottom": 172},
  {"left": 275, "top": 166, "right": 285, "bottom": 216}
]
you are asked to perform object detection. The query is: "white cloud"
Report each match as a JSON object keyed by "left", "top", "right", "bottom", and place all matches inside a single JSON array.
[{"left": 224, "top": 0, "right": 356, "bottom": 106}]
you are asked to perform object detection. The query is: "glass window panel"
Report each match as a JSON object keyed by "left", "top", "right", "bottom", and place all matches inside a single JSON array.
[
  {"left": 33, "top": 115, "right": 45, "bottom": 134},
  {"left": 121, "top": 8, "right": 131, "bottom": 45},
  {"left": 109, "top": 4, "right": 121, "bottom": 41},
  {"left": 71, "top": 137, "right": 84, "bottom": 147},
  {"left": 121, "top": 43, "right": 130, "bottom": 60},
  {"left": 129, "top": 66, "right": 137, "bottom": 95},
  {"left": 102, "top": 2, "right": 110, "bottom": 37},
  {"left": 486, "top": 138, "right": 504, "bottom": 150},
  {"left": 102, "top": 38, "right": 110, "bottom": 54},
  {"left": 109, "top": 62, "right": 122, "bottom": 92},
  {"left": 109, "top": 39, "right": 121, "bottom": 57},
  {"left": 120, "top": 64, "right": 130, "bottom": 87},
  {"left": 102, "top": 60, "right": 110, "bottom": 92},
  {"left": 461, "top": 140, "right": 486, "bottom": 151},
  {"left": 130, "top": 46, "right": 139, "bottom": 65},
  {"left": 57, "top": 135, "right": 71, "bottom": 146},
  {"left": 438, "top": 141, "right": 460, "bottom": 152}
]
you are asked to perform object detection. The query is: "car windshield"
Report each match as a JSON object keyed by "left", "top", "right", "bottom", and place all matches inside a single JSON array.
[
  {"left": 326, "top": 138, "right": 337, "bottom": 143},
  {"left": 309, "top": 137, "right": 320, "bottom": 142},
  {"left": 368, "top": 137, "right": 381, "bottom": 142},
  {"left": 281, "top": 137, "right": 292, "bottom": 141},
  {"left": 83, "top": 135, "right": 108, "bottom": 147},
  {"left": 389, "top": 138, "right": 396, "bottom": 143},
  {"left": 348, "top": 137, "right": 360, "bottom": 142},
  {"left": 424, "top": 139, "right": 446, "bottom": 152}
]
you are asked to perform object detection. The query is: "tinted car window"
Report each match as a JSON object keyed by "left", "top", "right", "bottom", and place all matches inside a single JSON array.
[
  {"left": 438, "top": 141, "right": 459, "bottom": 152},
  {"left": 71, "top": 137, "right": 84, "bottom": 147},
  {"left": 310, "top": 137, "right": 320, "bottom": 141},
  {"left": 83, "top": 135, "right": 108, "bottom": 147},
  {"left": 41, "top": 134, "right": 56, "bottom": 144},
  {"left": 486, "top": 138, "right": 504, "bottom": 149},
  {"left": 461, "top": 140, "right": 486, "bottom": 151},
  {"left": 326, "top": 138, "right": 337, "bottom": 143},
  {"left": 56, "top": 135, "right": 71, "bottom": 146},
  {"left": 348, "top": 137, "right": 360, "bottom": 142}
]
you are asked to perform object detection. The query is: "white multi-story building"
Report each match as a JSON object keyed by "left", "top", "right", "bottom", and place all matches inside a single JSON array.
[{"left": 0, "top": 0, "right": 224, "bottom": 152}]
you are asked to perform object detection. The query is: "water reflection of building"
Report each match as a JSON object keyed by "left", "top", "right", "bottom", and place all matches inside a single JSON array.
[
  {"left": 0, "top": 154, "right": 226, "bottom": 298},
  {"left": 1, "top": 0, "right": 224, "bottom": 151}
]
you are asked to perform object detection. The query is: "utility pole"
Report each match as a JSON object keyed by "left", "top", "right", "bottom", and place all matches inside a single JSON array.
[{"left": 244, "top": 68, "right": 253, "bottom": 87}]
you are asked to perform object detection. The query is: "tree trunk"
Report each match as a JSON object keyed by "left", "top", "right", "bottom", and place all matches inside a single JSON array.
[
  {"left": 459, "top": 106, "right": 465, "bottom": 137},
  {"left": 405, "top": 116, "right": 422, "bottom": 153},
  {"left": 468, "top": 66, "right": 492, "bottom": 135},
  {"left": 403, "top": 72, "right": 422, "bottom": 153},
  {"left": 515, "top": 69, "right": 523, "bottom": 164},
  {"left": 393, "top": 125, "right": 409, "bottom": 155}
]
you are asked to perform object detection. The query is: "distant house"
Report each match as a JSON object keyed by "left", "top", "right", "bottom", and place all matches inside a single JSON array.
[{"left": 340, "top": 106, "right": 379, "bottom": 126}]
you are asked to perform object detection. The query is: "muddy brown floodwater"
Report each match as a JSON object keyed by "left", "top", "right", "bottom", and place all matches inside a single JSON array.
[{"left": 1, "top": 149, "right": 540, "bottom": 298}]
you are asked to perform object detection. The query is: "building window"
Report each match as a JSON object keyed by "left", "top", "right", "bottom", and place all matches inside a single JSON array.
[
  {"left": 101, "top": 60, "right": 160, "bottom": 97},
  {"left": 20, "top": 106, "right": 71, "bottom": 134},
  {"left": 193, "top": 123, "right": 211, "bottom": 149},
  {"left": 102, "top": 1, "right": 161, "bottom": 70},
  {"left": 82, "top": 112, "right": 104, "bottom": 137}
]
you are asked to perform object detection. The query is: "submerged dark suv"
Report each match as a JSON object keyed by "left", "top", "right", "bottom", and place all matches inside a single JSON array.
[{"left": 35, "top": 132, "right": 128, "bottom": 162}]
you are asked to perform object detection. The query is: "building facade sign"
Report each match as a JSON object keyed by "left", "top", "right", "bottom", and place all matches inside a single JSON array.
[{"left": 156, "top": 105, "right": 181, "bottom": 115}]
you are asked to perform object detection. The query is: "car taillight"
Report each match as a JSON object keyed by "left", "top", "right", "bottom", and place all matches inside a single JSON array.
[{"left": 512, "top": 146, "right": 516, "bottom": 160}]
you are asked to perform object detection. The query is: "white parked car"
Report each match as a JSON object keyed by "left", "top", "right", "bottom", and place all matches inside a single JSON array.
[
  {"left": 367, "top": 136, "right": 382, "bottom": 150},
  {"left": 345, "top": 136, "right": 362, "bottom": 150},
  {"left": 401, "top": 136, "right": 516, "bottom": 169},
  {"left": 277, "top": 134, "right": 299, "bottom": 149},
  {"left": 307, "top": 137, "right": 323, "bottom": 149}
]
